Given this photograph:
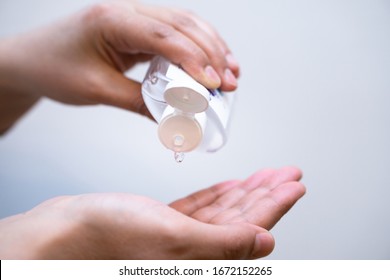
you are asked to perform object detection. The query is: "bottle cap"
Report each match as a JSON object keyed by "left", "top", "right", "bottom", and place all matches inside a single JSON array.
[
  {"left": 164, "top": 79, "right": 209, "bottom": 113},
  {"left": 158, "top": 114, "right": 203, "bottom": 152}
]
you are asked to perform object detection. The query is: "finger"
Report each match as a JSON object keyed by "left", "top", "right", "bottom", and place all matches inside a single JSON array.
[
  {"left": 185, "top": 14, "right": 240, "bottom": 86},
  {"left": 105, "top": 12, "right": 222, "bottom": 89},
  {"left": 137, "top": 6, "right": 229, "bottom": 56},
  {"left": 187, "top": 222, "right": 274, "bottom": 259},
  {"left": 244, "top": 166, "right": 303, "bottom": 191},
  {"left": 190, "top": 167, "right": 302, "bottom": 223},
  {"left": 254, "top": 181, "right": 306, "bottom": 229},
  {"left": 135, "top": 6, "right": 238, "bottom": 91},
  {"left": 211, "top": 181, "right": 306, "bottom": 229},
  {"left": 91, "top": 68, "right": 153, "bottom": 119},
  {"left": 169, "top": 180, "right": 241, "bottom": 215},
  {"left": 189, "top": 15, "right": 240, "bottom": 77}
]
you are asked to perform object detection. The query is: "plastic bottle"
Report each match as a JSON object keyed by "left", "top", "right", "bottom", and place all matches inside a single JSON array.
[{"left": 141, "top": 56, "right": 235, "bottom": 161}]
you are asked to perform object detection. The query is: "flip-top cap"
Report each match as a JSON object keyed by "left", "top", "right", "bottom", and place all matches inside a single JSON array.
[
  {"left": 158, "top": 114, "right": 203, "bottom": 152},
  {"left": 164, "top": 80, "right": 209, "bottom": 113}
]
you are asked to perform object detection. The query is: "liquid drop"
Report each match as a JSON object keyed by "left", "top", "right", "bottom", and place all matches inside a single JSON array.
[{"left": 174, "top": 152, "right": 185, "bottom": 163}]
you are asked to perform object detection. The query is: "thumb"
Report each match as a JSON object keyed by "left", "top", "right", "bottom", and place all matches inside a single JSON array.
[
  {"left": 190, "top": 223, "right": 275, "bottom": 260},
  {"left": 96, "top": 70, "right": 153, "bottom": 119}
]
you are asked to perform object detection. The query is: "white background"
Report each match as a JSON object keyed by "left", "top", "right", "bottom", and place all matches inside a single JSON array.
[
  {"left": 0, "top": 0, "right": 389, "bottom": 259},
  {"left": 2, "top": 260, "right": 390, "bottom": 280}
]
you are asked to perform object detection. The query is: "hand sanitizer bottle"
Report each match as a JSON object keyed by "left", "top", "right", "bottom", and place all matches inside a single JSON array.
[{"left": 141, "top": 56, "right": 235, "bottom": 162}]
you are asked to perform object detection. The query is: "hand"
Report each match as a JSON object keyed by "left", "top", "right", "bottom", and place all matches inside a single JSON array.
[
  {"left": 0, "top": 167, "right": 305, "bottom": 259},
  {"left": 0, "top": 0, "right": 239, "bottom": 125}
]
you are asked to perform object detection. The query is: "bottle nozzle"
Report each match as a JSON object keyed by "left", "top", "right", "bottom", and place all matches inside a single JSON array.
[{"left": 158, "top": 113, "right": 203, "bottom": 153}]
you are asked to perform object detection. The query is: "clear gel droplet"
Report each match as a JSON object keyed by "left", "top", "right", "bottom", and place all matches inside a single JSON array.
[{"left": 174, "top": 152, "right": 185, "bottom": 163}]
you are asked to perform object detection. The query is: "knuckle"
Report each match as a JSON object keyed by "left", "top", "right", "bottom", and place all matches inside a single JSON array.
[
  {"left": 151, "top": 23, "right": 175, "bottom": 40},
  {"left": 268, "top": 194, "right": 291, "bottom": 215},
  {"left": 174, "top": 13, "right": 197, "bottom": 29},
  {"left": 209, "top": 51, "right": 229, "bottom": 69},
  {"left": 182, "top": 48, "right": 208, "bottom": 66},
  {"left": 222, "top": 233, "right": 251, "bottom": 259},
  {"left": 82, "top": 3, "right": 114, "bottom": 23}
]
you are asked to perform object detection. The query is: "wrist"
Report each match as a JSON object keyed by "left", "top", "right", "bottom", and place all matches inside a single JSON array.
[
  {"left": 0, "top": 36, "right": 33, "bottom": 95},
  {"left": 0, "top": 196, "right": 81, "bottom": 259},
  {"left": 0, "top": 36, "right": 41, "bottom": 134}
]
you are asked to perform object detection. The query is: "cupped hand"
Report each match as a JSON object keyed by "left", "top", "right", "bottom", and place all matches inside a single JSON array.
[
  {"left": 0, "top": 167, "right": 305, "bottom": 260},
  {"left": 170, "top": 166, "right": 305, "bottom": 230}
]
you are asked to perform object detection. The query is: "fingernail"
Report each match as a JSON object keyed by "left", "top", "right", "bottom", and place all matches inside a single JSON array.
[
  {"left": 204, "top": 65, "right": 221, "bottom": 88},
  {"left": 251, "top": 232, "right": 274, "bottom": 258},
  {"left": 224, "top": 68, "right": 237, "bottom": 87},
  {"left": 226, "top": 53, "right": 239, "bottom": 68}
]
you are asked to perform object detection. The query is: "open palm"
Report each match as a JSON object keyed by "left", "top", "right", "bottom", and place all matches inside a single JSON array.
[{"left": 0, "top": 167, "right": 304, "bottom": 260}]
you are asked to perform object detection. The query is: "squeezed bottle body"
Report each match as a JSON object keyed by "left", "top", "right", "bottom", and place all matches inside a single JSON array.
[{"left": 141, "top": 56, "right": 234, "bottom": 154}]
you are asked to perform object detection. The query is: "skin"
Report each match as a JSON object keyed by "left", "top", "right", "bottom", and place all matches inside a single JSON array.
[
  {"left": 0, "top": 167, "right": 305, "bottom": 259},
  {"left": 0, "top": 1, "right": 305, "bottom": 259}
]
